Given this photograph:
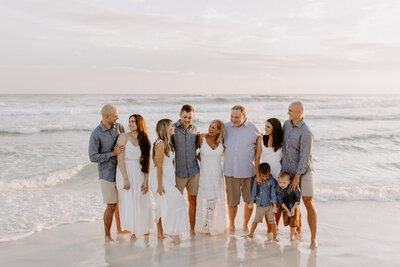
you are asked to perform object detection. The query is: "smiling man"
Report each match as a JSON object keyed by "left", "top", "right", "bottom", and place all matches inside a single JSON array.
[{"left": 173, "top": 104, "right": 200, "bottom": 235}]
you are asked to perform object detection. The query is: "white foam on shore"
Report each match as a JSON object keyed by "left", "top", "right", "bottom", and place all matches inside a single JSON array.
[
  {"left": 0, "top": 163, "right": 89, "bottom": 192},
  {"left": 315, "top": 185, "right": 400, "bottom": 202}
]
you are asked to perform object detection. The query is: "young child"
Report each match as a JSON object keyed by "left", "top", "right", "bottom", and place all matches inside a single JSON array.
[
  {"left": 276, "top": 171, "right": 301, "bottom": 241},
  {"left": 248, "top": 163, "right": 279, "bottom": 241}
]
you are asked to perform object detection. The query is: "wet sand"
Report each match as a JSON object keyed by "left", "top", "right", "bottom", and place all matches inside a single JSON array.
[{"left": 1, "top": 201, "right": 399, "bottom": 266}]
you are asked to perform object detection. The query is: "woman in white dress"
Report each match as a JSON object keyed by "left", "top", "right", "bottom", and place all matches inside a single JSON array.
[
  {"left": 195, "top": 120, "right": 226, "bottom": 235},
  {"left": 255, "top": 118, "right": 283, "bottom": 233},
  {"left": 151, "top": 119, "right": 189, "bottom": 242},
  {"left": 116, "top": 114, "right": 152, "bottom": 240}
]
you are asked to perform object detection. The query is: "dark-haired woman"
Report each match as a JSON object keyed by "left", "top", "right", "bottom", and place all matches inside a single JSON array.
[
  {"left": 116, "top": 114, "right": 152, "bottom": 240},
  {"left": 255, "top": 118, "right": 283, "bottom": 235}
]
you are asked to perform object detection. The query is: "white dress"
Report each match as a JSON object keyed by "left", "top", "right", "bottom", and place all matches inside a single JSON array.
[
  {"left": 261, "top": 138, "right": 282, "bottom": 181},
  {"left": 195, "top": 140, "right": 226, "bottom": 235},
  {"left": 116, "top": 141, "right": 152, "bottom": 236},
  {"left": 149, "top": 140, "right": 189, "bottom": 236}
]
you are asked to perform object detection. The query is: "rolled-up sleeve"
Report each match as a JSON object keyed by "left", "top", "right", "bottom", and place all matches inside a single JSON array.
[
  {"left": 89, "top": 133, "right": 110, "bottom": 163},
  {"left": 276, "top": 189, "right": 283, "bottom": 204},
  {"left": 296, "top": 131, "right": 313, "bottom": 174}
]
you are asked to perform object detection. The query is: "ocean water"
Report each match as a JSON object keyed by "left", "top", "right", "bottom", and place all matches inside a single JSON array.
[{"left": 1, "top": 94, "right": 399, "bottom": 242}]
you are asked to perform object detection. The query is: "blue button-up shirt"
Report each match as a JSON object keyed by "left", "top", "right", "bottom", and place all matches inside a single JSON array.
[
  {"left": 250, "top": 176, "right": 277, "bottom": 207},
  {"left": 172, "top": 120, "right": 199, "bottom": 178},
  {"left": 276, "top": 185, "right": 301, "bottom": 211},
  {"left": 88, "top": 122, "right": 125, "bottom": 182},
  {"left": 224, "top": 120, "right": 259, "bottom": 178},
  {"left": 281, "top": 119, "right": 313, "bottom": 177}
]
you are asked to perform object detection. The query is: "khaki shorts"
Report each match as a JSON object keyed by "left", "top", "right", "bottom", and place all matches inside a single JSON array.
[
  {"left": 100, "top": 179, "right": 117, "bottom": 204},
  {"left": 175, "top": 172, "right": 200, "bottom": 196},
  {"left": 225, "top": 176, "right": 254, "bottom": 206},
  {"left": 283, "top": 206, "right": 301, "bottom": 228},
  {"left": 253, "top": 205, "right": 275, "bottom": 224},
  {"left": 300, "top": 171, "right": 314, "bottom": 197}
]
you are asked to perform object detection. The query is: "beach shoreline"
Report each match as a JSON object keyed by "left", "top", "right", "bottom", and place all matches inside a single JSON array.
[{"left": 1, "top": 201, "right": 399, "bottom": 267}]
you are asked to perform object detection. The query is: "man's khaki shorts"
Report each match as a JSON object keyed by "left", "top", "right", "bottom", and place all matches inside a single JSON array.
[
  {"left": 300, "top": 171, "right": 314, "bottom": 197},
  {"left": 175, "top": 172, "right": 200, "bottom": 196},
  {"left": 100, "top": 179, "right": 117, "bottom": 204},
  {"left": 283, "top": 205, "right": 301, "bottom": 228},
  {"left": 225, "top": 176, "right": 254, "bottom": 206},
  {"left": 253, "top": 205, "right": 275, "bottom": 224}
]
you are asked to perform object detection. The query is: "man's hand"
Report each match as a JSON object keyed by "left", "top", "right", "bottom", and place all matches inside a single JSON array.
[
  {"left": 111, "top": 145, "right": 125, "bottom": 157},
  {"left": 290, "top": 174, "right": 300, "bottom": 192},
  {"left": 256, "top": 175, "right": 263, "bottom": 187}
]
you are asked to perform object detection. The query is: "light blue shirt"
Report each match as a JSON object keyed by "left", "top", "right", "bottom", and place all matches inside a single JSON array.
[{"left": 223, "top": 120, "right": 259, "bottom": 178}]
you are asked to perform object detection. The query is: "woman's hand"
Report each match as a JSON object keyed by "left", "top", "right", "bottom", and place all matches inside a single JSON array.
[
  {"left": 157, "top": 184, "right": 165, "bottom": 196},
  {"left": 123, "top": 179, "right": 130, "bottom": 190},
  {"left": 141, "top": 181, "right": 149, "bottom": 194}
]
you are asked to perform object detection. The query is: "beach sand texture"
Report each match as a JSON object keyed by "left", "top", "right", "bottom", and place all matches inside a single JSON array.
[{"left": 1, "top": 201, "right": 399, "bottom": 266}]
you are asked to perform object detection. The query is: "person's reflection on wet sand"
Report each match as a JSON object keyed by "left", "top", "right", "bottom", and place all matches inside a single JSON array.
[
  {"left": 307, "top": 248, "right": 317, "bottom": 267},
  {"left": 282, "top": 242, "right": 301, "bottom": 267}
]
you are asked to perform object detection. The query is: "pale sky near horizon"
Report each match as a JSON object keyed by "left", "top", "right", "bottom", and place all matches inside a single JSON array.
[{"left": 1, "top": 0, "right": 400, "bottom": 95}]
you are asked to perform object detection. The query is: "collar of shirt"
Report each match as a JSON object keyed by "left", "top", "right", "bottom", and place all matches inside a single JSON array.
[
  {"left": 100, "top": 122, "right": 116, "bottom": 132},
  {"left": 175, "top": 120, "right": 193, "bottom": 130},
  {"left": 290, "top": 119, "right": 305, "bottom": 129},
  {"left": 229, "top": 119, "right": 249, "bottom": 128}
]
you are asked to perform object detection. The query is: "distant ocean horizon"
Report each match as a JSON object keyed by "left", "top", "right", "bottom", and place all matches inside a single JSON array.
[{"left": 1, "top": 94, "right": 399, "bottom": 242}]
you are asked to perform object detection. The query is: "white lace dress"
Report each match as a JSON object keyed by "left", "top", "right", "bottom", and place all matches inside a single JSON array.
[
  {"left": 261, "top": 140, "right": 282, "bottom": 181},
  {"left": 195, "top": 141, "right": 226, "bottom": 235},
  {"left": 149, "top": 140, "right": 189, "bottom": 236},
  {"left": 116, "top": 141, "right": 152, "bottom": 236}
]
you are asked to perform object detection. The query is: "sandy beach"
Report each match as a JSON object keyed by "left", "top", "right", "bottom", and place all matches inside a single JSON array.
[{"left": 1, "top": 201, "right": 399, "bottom": 267}]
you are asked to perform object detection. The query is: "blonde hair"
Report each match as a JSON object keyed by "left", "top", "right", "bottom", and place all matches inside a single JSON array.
[
  {"left": 210, "top": 120, "right": 225, "bottom": 145},
  {"left": 278, "top": 171, "right": 291, "bottom": 181},
  {"left": 155, "top": 119, "right": 174, "bottom": 157},
  {"left": 231, "top": 105, "right": 246, "bottom": 117}
]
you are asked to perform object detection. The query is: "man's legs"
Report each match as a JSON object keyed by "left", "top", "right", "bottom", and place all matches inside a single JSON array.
[
  {"left": 303, "top": 196, "right": 318, "bottom": 248},
  {"left": 176, "top": 173, "right": 199, "bottom": 235},
  {"left": 104, "top": 203, "right": 116, "bottom": 241},
  {"left": 228, "top": 205, "right": 238, "bottom": 231},
  {"left": 242, "top": 177, "right": 254, "bottom": 232},
  {"left": 115, "top": 190, "right": 129, "bottom": 234},
  {"left": 188, "top": 194, "right": 197, "bottom": 234}
]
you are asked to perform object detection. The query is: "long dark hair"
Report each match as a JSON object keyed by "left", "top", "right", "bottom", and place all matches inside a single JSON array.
[
  {"left": 130, "top": 114, "right": 151, "bottom": 173},
  {"left": 263, "top": 118, "right": 283, "bottom": 152}
]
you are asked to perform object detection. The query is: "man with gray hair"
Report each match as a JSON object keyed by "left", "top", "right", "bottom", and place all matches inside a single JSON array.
[
  {"left": 282, "top": 101, "right": 318, "bottom": 249},
  {"left": 224, "top": 105, "right": 259, "bottom": 232},
  {"left": 89, "top": 104, "right": 126, "bottom": 242}
]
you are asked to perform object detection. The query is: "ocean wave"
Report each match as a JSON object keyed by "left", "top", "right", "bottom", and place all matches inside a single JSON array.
[
  {"left": 307, "top": 114, "right": 400, "bottom": 121},
  {"left": 317, "top": 132, "right": 400, "bottom": 142},
  {"left": 0, "top": 163, "right": 91, "bottom": 192},
  {"left": 0, "top": 128, "right": 92, "bottom": 135},
  {"left": 315, "top": 185, "right": 400, "bottom": 202}
]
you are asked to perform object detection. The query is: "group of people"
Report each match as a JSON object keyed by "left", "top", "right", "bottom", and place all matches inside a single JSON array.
[{"left": 89, "top": 101, "right": 318, "bottom": 249}]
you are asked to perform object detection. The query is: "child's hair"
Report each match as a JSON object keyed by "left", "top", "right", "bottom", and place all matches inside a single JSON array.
[
  {"left": 181, "top": 104, "right": 194, "bottom": 113},
  {"left": 278, "top": 171, "right": 291, "bottom": 181},
  {"left": 258, "top": 162, "right": 271, "bottom": 175}
]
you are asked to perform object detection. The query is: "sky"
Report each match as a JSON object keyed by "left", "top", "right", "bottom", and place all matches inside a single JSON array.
[{"left": 1, "top": 0, "right": 400, "bottom": 94}]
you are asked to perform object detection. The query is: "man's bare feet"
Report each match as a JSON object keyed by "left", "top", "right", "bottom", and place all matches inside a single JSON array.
[
  {"left": 310, "top": 240, "right": 318, "bottom": 249},
  {"left": 243, "top": 225, "right": 249, "bottom": 232},
  {"left": 247, "top": 234, "right": 254, "bottom": 238},
  {"left": 105, "top": 236, "right": 115, "bottom": 243},
  {"left": 190, "top": 230, "right": 196, "bottom": 236},
  {"left": 118, "top": 229, "right": 130, "bottom": 234},
  {"left": 273, "top": 237, "right": 280, "bottom": 242},
  {"left": 130, "top": 234, "right": 137, "bottom": 241},
  {"left": 229, "top": 225, "right": 235, "bottom": 232}
]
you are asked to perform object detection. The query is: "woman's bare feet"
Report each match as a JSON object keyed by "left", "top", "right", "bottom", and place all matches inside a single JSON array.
[
  {"left": 247, "top": 233, "right": 254, "bottom": 238},
  {"left": 273, "top": 237, "right": 280, "bottom": 242},
  {"left": 170, "top": 235, "right": 180, "bottom": 244},
  {"left": 229, "top": 225, "right": 235, "bottom": 233},
  {"left": 118, "top": 229, "right": 130, "bottom": 234},
  {"left": 157, "top": 234, "right": 166, "bottom": 239},
  {"left": 190, "top": 230, "right": 196, "bottom": 236},
  {"left": 130, "top": 234, "right": 137, "bottom": 241}
]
